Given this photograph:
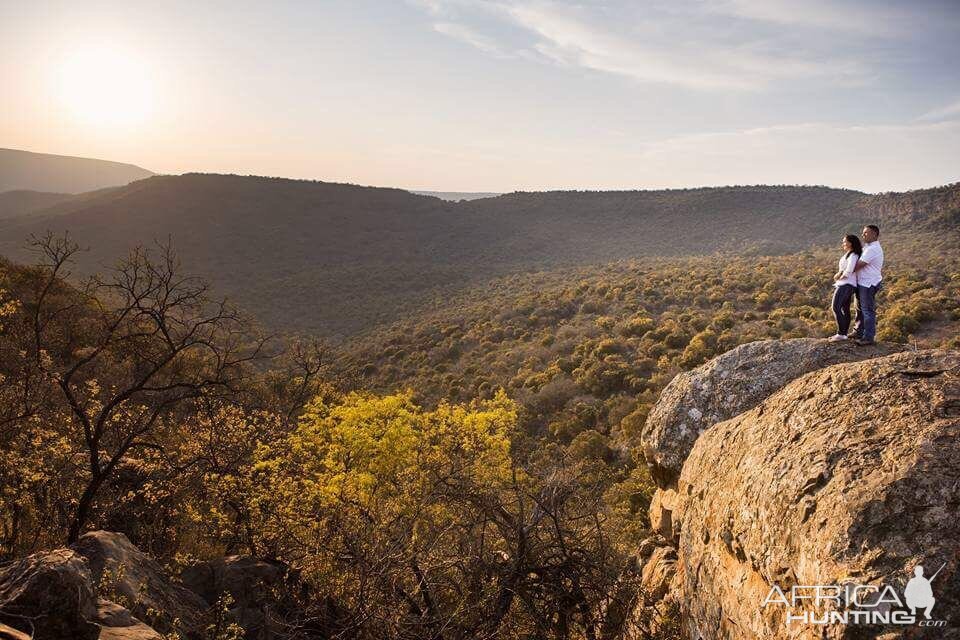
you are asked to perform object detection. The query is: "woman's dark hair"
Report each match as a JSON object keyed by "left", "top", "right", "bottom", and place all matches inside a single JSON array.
[{"left": 845, "top": 234, "right": 863, "bottom": 256}]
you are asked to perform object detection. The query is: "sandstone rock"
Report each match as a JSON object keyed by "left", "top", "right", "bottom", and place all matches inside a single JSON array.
[
  {"left": 598, "top": 535, "right": 679, "bottom": 640},
  {"left": 181, "top": 555, "right": 292, "bottom": 638},
  {"left": 0, "top": 549, "right": 100, "bottom": 639},
  {"left": 71, "top": 531, "right": 207, "bottom": 637},
  {"left": 181, "top": 555, "right": 287, "bottom": 606},
  {"left": 648, "top": 488, "right": 679, "bottom": 543},
  {"left": 639, "top": 545, "right": 677, "bottom": 603},
  {"left": 94, "top": 599, "right": 168, "bottom": 640},
  {"left": 675, "top": 349, "right": 960, "bottom": 639},
  {"left": 641, "top": 338, "right": 907, "bottom": 488},
  {"left": 95, "top": 598, "right": 136, "bottom": 627},
  {"left": 98, "top": 621, "right": 165, "bottom": 640},
  {"left": 636, "top": 534, "right": 668, "bottom": 563}
]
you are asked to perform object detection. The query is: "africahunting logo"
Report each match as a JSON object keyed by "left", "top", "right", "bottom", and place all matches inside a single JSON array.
[{"left": 762, "top": 563, "right": 947, "bottom": 629}]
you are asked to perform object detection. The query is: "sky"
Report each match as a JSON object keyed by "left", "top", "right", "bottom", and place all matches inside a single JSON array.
[{"left": 2, "top": 0, "right": 959, "bottom": 193}]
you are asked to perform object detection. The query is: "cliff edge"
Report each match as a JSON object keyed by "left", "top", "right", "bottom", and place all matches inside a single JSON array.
[{"left": 631, "top": 341, "right": 960, "bottom": 640}]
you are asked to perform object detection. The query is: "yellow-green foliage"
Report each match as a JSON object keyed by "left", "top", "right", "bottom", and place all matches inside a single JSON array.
[
  {"left": 290, "top": 388, "right": 511, "bottom": 497},
  {"left": 242, "top": 389, "right": 517, "bottom": 569},
  {"left": 209, "top": 389, "right": 636, "bottom": 637}
]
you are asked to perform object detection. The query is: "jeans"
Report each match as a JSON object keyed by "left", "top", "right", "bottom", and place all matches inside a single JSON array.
[
  {"left": 832, "top": 284, "right": 856, "bottom": 336},
  {"left": 852, "top": 283, "right": 881, "bottom": 341}
]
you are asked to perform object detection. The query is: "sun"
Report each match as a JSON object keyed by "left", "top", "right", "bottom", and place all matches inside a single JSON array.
[{"left": 56, "top": 46, "right": 155, "bottom": 128}]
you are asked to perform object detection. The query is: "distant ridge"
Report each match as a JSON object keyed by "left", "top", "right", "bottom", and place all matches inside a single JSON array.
[
  {"left": 0, "top": 190, "right": 73, "bottom": 220},
  {"left": 0, "top": 148, "right": 153, "bottom": 194},
  {"left": 413, "top": 190, "right": 501, "bottom": 201},
  {"left": 0, "top": 172, "right": 955, "bottom": 336}
]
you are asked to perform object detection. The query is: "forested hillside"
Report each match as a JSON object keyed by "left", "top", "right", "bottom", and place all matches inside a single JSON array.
[
  {"left": 337, "top": 228, "right": 960, "bottom": 447},
  {"left": 0, "top": 148, "right": 153, "bottom": 193},
  {"left": 1, "top": 181, "right": 957, "bottom": 639},
  {"left": 4, "top": 174, "right": 951, "bottom": 336},
  {"left": 0, "top": 190, "right": 72, "bottom": 220},
  {"left": 0, "top": 239, "right": 664, "bottom": 637}
]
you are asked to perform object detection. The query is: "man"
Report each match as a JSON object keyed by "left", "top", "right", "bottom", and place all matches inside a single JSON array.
[{"left": 851, "top": 224, "right": 884, "bottom": 345}]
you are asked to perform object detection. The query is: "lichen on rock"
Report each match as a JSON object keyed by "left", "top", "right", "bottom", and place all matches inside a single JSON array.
[
  {"left": 634, "top": 346, "right": 960, "bottom": 639},
  {"left": 640, "top": 338, "right": 908, "bottom": 489}
]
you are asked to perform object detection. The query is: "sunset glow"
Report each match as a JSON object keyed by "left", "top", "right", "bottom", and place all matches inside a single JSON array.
[{"left": 55, "top": 46, "right": 155, "bottom": 128}]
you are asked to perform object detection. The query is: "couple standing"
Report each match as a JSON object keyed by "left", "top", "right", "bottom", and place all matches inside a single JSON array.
[{"left": 829, "top": 224, "right": 884, "bottom": 345}]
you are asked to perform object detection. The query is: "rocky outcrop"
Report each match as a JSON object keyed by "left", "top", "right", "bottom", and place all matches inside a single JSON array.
[
  {"left": 0, "top": 549, "right": 100, "bottom": 639},
  {"left": 0, "top": 538, "right": 197, "bottom": 639},
  {"left": 640, "top": 338, "right": 907, "bottom": 488},
  {"left": 676, "top": 349, "right": 960, "bottom": 638},
  {"left": 633, "top": 343, "right": 960, "bottom": 639},
  {"left": 181, "top": 555, "right": 296, "bottom": 638},
  {"left": 72, "top": 531, "right": 208, "bottom": 636},
  {"left": 97, "top": 620, "right": 165, "bottom": 640},
  {"left": 0, "top": 531, "right": 307, "bottom": 640}
]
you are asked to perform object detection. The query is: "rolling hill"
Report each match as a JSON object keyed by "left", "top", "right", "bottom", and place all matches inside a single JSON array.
[
  {"left": 0, "top": 148, "right": 153, "bottom": 194},
  {"left": 412, "top": 190, "right": 501, "bottom": 201},
  {"left": 0, "top": 190, "right": 73, "bottom": 220},
  {"left": 0, "top": 172, "right": 956, "bottom": 336}
]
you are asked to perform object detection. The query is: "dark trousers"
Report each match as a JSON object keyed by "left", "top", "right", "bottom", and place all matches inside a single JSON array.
[
  {"left": 832, "top": 284, "right": 856, "bottom": 336},
  {"left": 852, "top": 283, "right": 881, "bottom": 341}
]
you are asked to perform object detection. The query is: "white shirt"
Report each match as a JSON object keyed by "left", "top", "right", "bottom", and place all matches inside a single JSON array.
[
  {"left": 858, "top": 241, "right": 884, "bottom": 287},
  {"left": 835, "top": 252, "right": 858, "bottom": 287}
]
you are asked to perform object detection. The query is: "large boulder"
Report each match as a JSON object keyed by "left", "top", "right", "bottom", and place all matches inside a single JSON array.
[
  {"left": 181, "top": 555, "right": 299, "bottom": 638},
  {"left": 599, "top": 538, "right": 680, "bottom": 640},
  {"left": 641, "top": 338, "right": 907, "bottom": 488},
  {"left": 675, "top": 349, "right": 960, "bottom": 639},
  {"left": 71, "top": 531, "right": 207, "bottom": 637},
  {"left": 97, "top": 621, "right": 165, "bottom": 640},
  {"left": 0, "top": 549, "right": 100, "bottom": 639}
]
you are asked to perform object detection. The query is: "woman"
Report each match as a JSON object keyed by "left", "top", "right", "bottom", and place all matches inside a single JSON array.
[{"left": 828, "top": 234, "right": 862, "bottom": 341}]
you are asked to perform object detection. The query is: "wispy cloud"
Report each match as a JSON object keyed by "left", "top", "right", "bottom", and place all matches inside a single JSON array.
[
  {"left": 433, "top": 21, "right": 512, "bottom": 57},
  {"left": 507, "top": 2, "right": 860, "bottom": 90},
  {"left": 917, "top": 98, "right": 960, "bottom": 122},
  {"left": 403, "top": 0, "right": 960, "bottom": 191},
  {"left": 709, "top": 0, "right": 901, "bottom": 35},
  {"left": 417, "top": 0, "right": 869, "bottom": 90}
]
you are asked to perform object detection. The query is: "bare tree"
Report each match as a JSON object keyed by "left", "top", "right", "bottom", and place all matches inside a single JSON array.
[
  {"left": 278, "top": 336, "right": 332, "bottom": 421},
  {"left": 26, "top": 232, "right": 268, "bottom": 543}
]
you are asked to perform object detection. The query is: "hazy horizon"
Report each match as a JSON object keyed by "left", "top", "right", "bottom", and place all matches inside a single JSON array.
[
  {"left": 5, "top": 145, "right": 959, "bottom": 197},
  {"left": 2, "top": 1, "right": 959, "bottom": 192}
]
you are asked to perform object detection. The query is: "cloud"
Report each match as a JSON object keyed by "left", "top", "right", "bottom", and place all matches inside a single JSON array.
[
  {"left": 414, "top": 0, "right": 868, "bottom": 90},
  {"left": 508, "top": 2, "right": 862, "bottom": 90},
  {"left": 506, "top": 4, "right": 756, "bottom": 90},
  {"left": 708, "top": 0, "right": 902, "bottom": 35},
  {"left": 433, "top": 21, "right": 511, "bottom": 57},
  {"left": 917, "top": 99, "right": 960, "bottom": 122}
]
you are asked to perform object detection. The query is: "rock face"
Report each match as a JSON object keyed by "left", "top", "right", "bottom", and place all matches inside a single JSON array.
[
  {"left": 0, "top": 530, "right": 303, "bottom": 640},
  {"left": 71, "top": 531, "right": 208, "bottom": 637},
  {"left": 181, "top": 555, "right": 294, "bottom": 637},
  {"left": 632, "top": 344, "right": 960, "bottom": 640},
  {"left": 0, "top": 549, "right": 100, "bottom": 640},
  {"left": 674, "top": 349, "right": 960, "bottom": 639},
  {"left": 640, "top": 338, "right": 907, "bottom": 488},
  {"left": 97, "top": 621, "right": 165, "bottom": 640}
]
